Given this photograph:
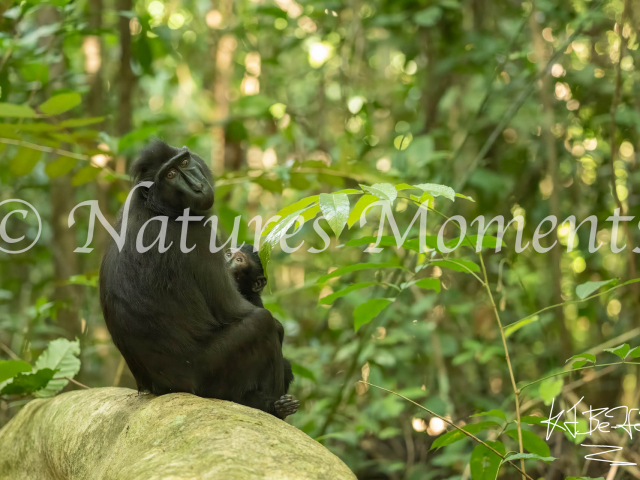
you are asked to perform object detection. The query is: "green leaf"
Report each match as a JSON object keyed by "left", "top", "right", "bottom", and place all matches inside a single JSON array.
[
  {"left": 260, "top": 208, "right": 311, "bottom": 270},
  {"left": 118, "top": 126, "right": 157, "bottom": 151},
  {"left": 347, "top": 235, "right": 439, "bottom": 253},
  {"left": 348, "top": 194, "right": 378, "bottom": 228},
  {"left": 414, "top": 183, "right": 455, "bottom": 201},
  {"left": 361, "top": 183, "right": 397, "bottom": 203},
  {"left": 628, "top": 346, "right": 640, "bottom": 358},
  {"left": 575, "top": 279, "right": 617, "bottom": 299},
  {"left": 502, "top": 453, "right": 555, "bottom": 463},
  {"left": 603, "top": 343, "right": 630, "bottom": 360},
  {"left": 59, "top": 117, "right": 105, "bottom": 128},
  {"left": 470, "top": 441, "right": 504, "bottom": 480},
  {"left": 505, "top": 429, "right": 550, "bottom": 457},
  {"left": 254, "top": 175, "right": 283, "bottom": 193},
  {"left": 34, "top": 338, "right": 81, "bottom": 398},
  {"left": 414, "top": 278, "right": 441, "bottom": 293},
  {"left": 565, "top": 353, "right": 596, "bottom": 368},
  {"left": 471, "top": 409, "right": 506, "bottom": 421},
  {"left": 354, "top": 298, "right": 394, "bottom": 332},
  {"left": 0, "top": 360, "right": 32, "bottom": 384},
  {"left": 0, "top": 103, "right": 37, "bottom": 118},
  {"left": 504, "top": 315, "right": 539, "bottom": 338},
  {"left": 539, "top": 377, "right": 563, "bottom": 406},
  {"left": 455, "top": 193, "right": 475, "bottom": 202},
  {"left": 39, "top": 93, "right": 81, "bottom": 115},
  {"left": 72, "top": 165, "right": 101, "bottom": 186},
  {"left": 413, "top": 6, "right": 442, "bottom": 26},
  {"left": 66, "top": 274, "right": 98, "bottom": 287},
  {"left": 317, "top": 262, "right": 405, "bottom": 283},
  {"left": 45, "top": 157, "right": 77, "bottom": 177},
  {"left": 520, "top": 416, "right": 549, "bottom": 426},
  {"left": 319, "top": 193, "right": 350, "bottom": 238},
  {"left": 319, "top": 282, "right": 380, "bottom": 305},
  {"left": 290, "top": 362, "right": 316, "bottom": 382},
  {"left": 431, "top": 421, "right": 500, "bottom": 450},
  {"left": 10, "top": 147, "right": 41, "bottom": 176},
  {"left": 395, "top": 183, "right": 415, "bottom": 191},
  {"left": 1, "top": 369, "right": 55, "bottom": 395},
  {"left": 431, "top": 259, "right": 480, "bottom": 273}
]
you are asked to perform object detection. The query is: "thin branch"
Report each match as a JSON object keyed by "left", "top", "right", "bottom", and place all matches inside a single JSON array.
[
  {"left": 520, "top": 361, "right": 640, "bottom": 392},
  {"left": 55, "top": 376, "right": 91, "bottom": 390},
  {"left": 0, "top": 341, "right": 20, "bottom": 361},
  {"left": 502, "top": 278, "right": 640, "bottom": 330},
  {"left": 360, "top": 381, "right": 534, "bottom": 480},
  {"left": 478, "top": 253, "right": 526, "bottom": 479}
]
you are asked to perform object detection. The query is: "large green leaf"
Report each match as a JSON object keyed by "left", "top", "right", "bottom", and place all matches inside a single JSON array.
[
  {"left": 575, "top": 279, "right": 616, "bottom": 299},
  {"left": 505, "top": 429, "right": 550, "bottom": 457},
  {"left": 539, "top": 377, "right": 563, "bottom": 406},
  {"left": 10, "top": 147, "right": 41, "bottom": 176},
  {"left": 34, "top": 338, "right": 81, "bottom": 398},
  {"left": 259, "top": 208, "right": 312, "bottom": 270},
  {"left": 45, "top": 157, "right": 77, "bottom": 178},
  {"left": 0, "top": 360, "right": 32, "bottom": 384},
  {"left": 414, "top": 278, "right": 441, "bottom": 292},
  {"left": 431, "top": 259, "right": 480, "bottom": 273},
  {"left": 319, "top": 282, "right": 380, "bottom": 305},
  {"left": 319, "top": 193, "right": 349, "bottom": 238},
  {"left": 603, "top": 343, "right": 630, "bottom": 360},
  {"left": 470, "top": 441, "right": 504, "bottom": 480},
  {"left": 348, "top": 194, "right": 378, "bottom": 228},
  {"left": 290, "top": 362, "right": 316, "bottom": 382},
  {"left": 354, "top": 298, "right": 394, "bottom": 332},
  {"left": 71, "top": 165, "right": 101, "bottom": 186},
  {"left": 39, "top": 93, "right": 81, "bottom": 115},
  {"left": 0, "top": 369, "right": 56, "bottom": 395},
  {"left": 414, "top": 183, "right": 455, "bottom": 201},
  {"left": 0, "top": 103, "right": 37, "bottom": 118},
  {"left": 361, "top": 183, "right": 397, "bottom": 203}
]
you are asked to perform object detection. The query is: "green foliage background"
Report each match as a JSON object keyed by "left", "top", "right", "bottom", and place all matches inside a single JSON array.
[{"left": 1, "top": 0, "right": 640, "bottom": 478}]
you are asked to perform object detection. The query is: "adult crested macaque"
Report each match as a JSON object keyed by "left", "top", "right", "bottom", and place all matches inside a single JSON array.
[
  {"left": 226, "top": 245, "right": 297, "bottom": 415},
  {"left": 99, "top": 140, "right": 297, "bottom": 419}
]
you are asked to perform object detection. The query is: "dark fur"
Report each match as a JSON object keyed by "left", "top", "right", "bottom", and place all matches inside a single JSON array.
[
  {"left": 227, "top": 244, "right": 294, "bottom": 395},
  {"left": 100, "top": 140, "right": 294, "bottom": 418}
]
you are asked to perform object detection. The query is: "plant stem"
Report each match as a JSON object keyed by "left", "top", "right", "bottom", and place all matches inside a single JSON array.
[
  {"left": 519, "top": 361, "right": 640, "bottom": 392},
  {"left": 360, "top": 381, "right": 534, "bottom": 480},
  {"left": 478, "top": 253, "right": 526, "bottom": 479}
]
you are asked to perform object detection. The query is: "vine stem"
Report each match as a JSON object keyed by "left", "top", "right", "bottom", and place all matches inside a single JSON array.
[
  {"left": 519, "top": 361, "right": 640, "bottom": 392},
  {"left": 478, "top": 253, "right": 526, "bottom": 479},
  {"left": 360, "top": 381, "right": 534, "bottom": 480}
]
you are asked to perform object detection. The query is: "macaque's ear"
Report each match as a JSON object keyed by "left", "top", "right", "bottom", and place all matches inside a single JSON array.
[{"left": 253, "top": 276, "right": 267, "bottom": 293}]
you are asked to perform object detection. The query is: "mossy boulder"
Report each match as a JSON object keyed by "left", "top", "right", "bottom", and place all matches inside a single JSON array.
[{"left": 0, "top": 387, "right": 355, "bottom": 480}]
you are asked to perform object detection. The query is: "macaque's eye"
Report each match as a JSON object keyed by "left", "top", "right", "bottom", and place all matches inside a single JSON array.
[
  {"left": 167, "top": 169, "right": 177, "bottom": 179},
  {"left": 180, "top": 158, "right": 189, "bottom": 168},
  {"left": 235, "top": 257, "right": 244, "bottom": 263},
  {"left": 225, "top": 251, "right": 232, "bottom": 258}
]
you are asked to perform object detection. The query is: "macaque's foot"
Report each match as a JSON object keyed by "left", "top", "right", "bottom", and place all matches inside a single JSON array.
[{"left": 275, "top": 394, "right": 299, "bottom": 419}]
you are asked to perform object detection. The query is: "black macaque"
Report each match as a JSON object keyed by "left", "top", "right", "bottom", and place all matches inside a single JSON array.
[
  {"left": 225, "top": 245, "right": 298, "bottom": 416},
  {"left": 99, "top": 140, "right": 297, "bottom": 419}
]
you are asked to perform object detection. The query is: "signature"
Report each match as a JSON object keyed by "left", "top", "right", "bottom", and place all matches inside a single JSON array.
[{"left": 544, "top": 397, "right": 639, "bottom": 466}]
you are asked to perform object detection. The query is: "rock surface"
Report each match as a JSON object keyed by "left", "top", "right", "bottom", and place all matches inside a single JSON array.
[{"left": 0, "top": 387, "right": 356, "bottom": 480}]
